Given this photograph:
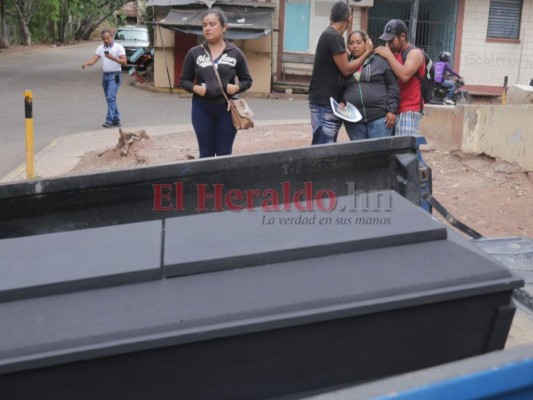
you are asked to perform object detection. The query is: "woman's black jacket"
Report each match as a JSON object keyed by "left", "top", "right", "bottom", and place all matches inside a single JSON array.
[
  {"left": 342, "top": 54, "right": 399, "bottom": 122},
  {"left": 180, "top": 40, "right": 252, "bottom": 105}
]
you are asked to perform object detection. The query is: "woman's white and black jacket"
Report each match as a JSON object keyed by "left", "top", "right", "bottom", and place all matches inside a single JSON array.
[
  {"left": 342, "top": 54, "right": 399, "bottom": 123},
  {"left": 180, "top": 40, "right": 253, "bottom": 105}
]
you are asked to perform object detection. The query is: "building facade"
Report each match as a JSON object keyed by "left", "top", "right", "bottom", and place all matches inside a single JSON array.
[
  {"left": 148, "top": 0, "right": 533, "bottom": 95},
  {"left": 147, "top": 0, "right": 275, "bottom": 94}
]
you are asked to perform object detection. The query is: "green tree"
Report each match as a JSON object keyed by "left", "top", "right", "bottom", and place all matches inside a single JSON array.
[
  {"left": 0, "top": 0, "right": 9, "bottom": 48},
  {"left": 8, "top": 0, "right": 57, "bottom": 46},
  {"left": 30, "top": 0, "right": 59, "bottom": 44},
  {"left": 10, "top": 0, "right": 38, "bottom": 46},
  {"left": 56, "top": 0, "right": 78, "bottom": 44},
  {"left": 72, "top": 0, "right": 132, "bottom": 41},
  {"left": 3, "top": 0, "right": 136, "bottom": 46}
]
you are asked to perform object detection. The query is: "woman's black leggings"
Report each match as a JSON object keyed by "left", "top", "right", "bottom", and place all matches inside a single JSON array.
[{"left": 191, "top": 97, "right": 237, "bottom": 158}]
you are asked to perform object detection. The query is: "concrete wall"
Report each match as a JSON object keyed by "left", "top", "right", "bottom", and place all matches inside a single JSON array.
[
  {"left": 309, "top": 0, "right": 368, "bottom": 49},
  {"left": 421, "top": 104, "right": 533, "bottom": 171},
  {"left": 420, "top": 105, "right": 465, "bottom": 150},
  {"left": 508, "top": 84, "right": 533, "bottom": 104},
  {"left": 461, "top": 0, "right": 533, "bottom": 88},
  {"left": 235, "top": 35, "right": 273, "bottom": 94},
  {"left": 461, "top": 105, "right": 533, "bottom": 170}
]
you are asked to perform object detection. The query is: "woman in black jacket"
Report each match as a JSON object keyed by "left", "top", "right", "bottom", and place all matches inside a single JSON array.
[
  {"left": 180, "top": 8, "right": 252, "bottom": 158},
  {"left": 342, "top": 30, "right": 399, "bottom": 140}
]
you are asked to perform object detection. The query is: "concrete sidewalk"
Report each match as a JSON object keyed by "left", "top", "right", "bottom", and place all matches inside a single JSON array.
[
  {"left": 0, "top": 119, "right": 309, "bottom": 183},
  {"left": 1, "top": 124, "right": 190, "bottom": 183}
]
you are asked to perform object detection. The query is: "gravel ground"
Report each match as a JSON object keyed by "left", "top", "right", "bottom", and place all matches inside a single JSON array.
[{"left": 71, "top": 123, "right": 533, "bottom": 239}]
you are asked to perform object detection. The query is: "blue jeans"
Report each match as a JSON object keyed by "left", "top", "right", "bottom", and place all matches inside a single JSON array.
[
  {"left": 441, "top": 80, "right": 456, "bottom": 100},
  {"left": 192, "top": 97, "right": 237, "bottom": 158},
  {"left": 102, "top": 73, "right": 122, "bottom": 124},
  {"left": 345, "top": 117, "right": 393, "bottom": 141},
  {"left": 309, "top": 102, "right": 342, "bottom": 144}
]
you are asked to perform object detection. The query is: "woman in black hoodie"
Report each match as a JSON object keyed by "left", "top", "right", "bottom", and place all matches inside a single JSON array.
[
  {"left": 180, "top": 8, "right": 252, "bottom": 158},
  {"left": 342, "top": 30, "right": 399, "bottom": 140}
]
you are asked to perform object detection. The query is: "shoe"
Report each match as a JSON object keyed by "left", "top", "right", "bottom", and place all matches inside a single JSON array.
[
  {"left": 444, "top": 99, "right": 455, "bottom": 105},
  {"left": 102, "top": 122, "right": 113, "bottom": 128},
  {"left": 113, "top": 121, "right": 121, "bottom": 127}
]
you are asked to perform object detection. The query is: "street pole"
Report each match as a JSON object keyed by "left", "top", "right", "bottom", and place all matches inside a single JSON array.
[
  {"left": 24, "top": 90, "right": 35, "bottom": 179},
  {"left": 157, "top": 24, "right": 173, "bottom": 94},
  {"left": 502, "top": 76, "right": 508, "bottom": 105},
  {"left": 410, "top": 0, "right": 419, "bottom": 45}
]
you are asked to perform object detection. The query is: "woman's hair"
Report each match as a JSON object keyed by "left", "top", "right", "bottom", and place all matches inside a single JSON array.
[
  {"left": 348, "top": 30, "right": 368, "bottom": 45},
  {"left": 203, "top": 8, "right": 228, "bottom": 27},
  {"left": 330, "top": 1, "right": 351, "bottom": 23}
]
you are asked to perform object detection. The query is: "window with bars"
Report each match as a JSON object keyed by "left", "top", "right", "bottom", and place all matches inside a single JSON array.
[{"left": 487, "top": 0, "right": 523, "bottom": 40}]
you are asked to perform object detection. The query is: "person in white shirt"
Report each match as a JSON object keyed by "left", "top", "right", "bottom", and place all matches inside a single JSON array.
[{"left": 82, "top": 29, "right": 127, "bottom": 128}]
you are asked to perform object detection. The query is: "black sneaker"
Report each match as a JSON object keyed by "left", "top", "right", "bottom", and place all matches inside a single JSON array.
[
  {"left": 102, "top": 122, "right": 113, "bottom": 128},
  {"left": 113, "top": 121, "right": 121, "bottom": 127}
]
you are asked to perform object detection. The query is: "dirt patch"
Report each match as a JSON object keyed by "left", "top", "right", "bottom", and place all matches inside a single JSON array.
[
  {"left": 423, "top": 148, "right": 532, "bottom": 237},
  {"left": 69, "top": 124, "right": 532, "bottom": 239}
]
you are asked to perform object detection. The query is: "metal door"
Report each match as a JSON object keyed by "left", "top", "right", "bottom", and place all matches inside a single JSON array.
[
  {"left": 368, "top": 0, "right": 458, "bottom": 62},
  {"left": 284, "top": 0, "right": 310, "bottom": 52}
]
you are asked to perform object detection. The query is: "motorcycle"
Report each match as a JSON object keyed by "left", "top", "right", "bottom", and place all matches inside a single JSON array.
[{"left": 429, "top": 75, "right": 472, "bottom": 105}]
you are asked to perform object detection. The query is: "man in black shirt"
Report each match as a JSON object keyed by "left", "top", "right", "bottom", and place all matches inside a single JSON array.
[{"left": 309, "top": 1, "right": 373, "bottom": 144}]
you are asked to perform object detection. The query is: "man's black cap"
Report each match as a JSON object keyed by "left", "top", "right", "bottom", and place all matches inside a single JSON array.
[{"left": 379, "top": 19, "right": 408, "bottom": 41}]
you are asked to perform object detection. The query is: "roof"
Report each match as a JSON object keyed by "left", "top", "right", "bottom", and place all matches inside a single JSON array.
[
  {"left": 146, "top": 0, "right": 275, "bottom": 8},
  {"left": 156, "top": 7, "right": 273, "bottom": 40}
]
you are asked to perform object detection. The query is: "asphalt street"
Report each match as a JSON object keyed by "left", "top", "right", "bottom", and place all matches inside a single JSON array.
[{"left": 0, "top": 42, "right": 309, "bottom": 179}]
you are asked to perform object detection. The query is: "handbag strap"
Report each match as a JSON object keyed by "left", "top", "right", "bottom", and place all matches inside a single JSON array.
[{"left": 203, "top": 46, "right": 231, "bottom": 106}]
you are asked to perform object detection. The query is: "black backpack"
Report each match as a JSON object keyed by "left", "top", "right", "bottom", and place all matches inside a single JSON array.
[{"left": 401, "top": 45, "right": 435, "bottom": 105}]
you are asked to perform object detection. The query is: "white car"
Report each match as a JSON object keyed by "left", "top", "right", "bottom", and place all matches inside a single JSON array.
[{"left": 114, "top": 25, "right": 150, "bottom": 66}]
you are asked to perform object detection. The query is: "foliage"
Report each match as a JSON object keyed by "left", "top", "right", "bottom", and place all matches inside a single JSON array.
[
  {"left": 30, "top": 0, "right": 60, "bottom": 43},
  {"left": 72, "top": 0, "right": 133, "bottom": 41},
  {"left": 0, "top": 0, "right": 139, "bottom": 47}
]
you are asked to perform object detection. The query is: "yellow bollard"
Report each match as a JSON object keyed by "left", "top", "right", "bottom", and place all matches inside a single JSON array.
[
  {"left": 24, "top": 90, "right": 35, "bottom": 179},
  {"left": 502, "top": 76, "right": 508, "bottom": 106}
]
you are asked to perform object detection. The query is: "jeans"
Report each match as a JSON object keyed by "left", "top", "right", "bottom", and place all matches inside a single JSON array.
[
  {"left": 102, "top": 73, "right": 122, "bottom": 124},
  {"left": 192, "top": 97, "right": 237, "bottom": 158},
  {"left": 345, "top": 117, "right": 393, "bottom": 141},
  {"left": 309, "top": 102, "right": 342, "bottom": 145},
  {"left": 441, "top": 80, "right": 456, "bottom": 100}
]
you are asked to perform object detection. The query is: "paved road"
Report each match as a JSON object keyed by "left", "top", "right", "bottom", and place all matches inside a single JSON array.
[{"left": 0, "top": 42, "right": 310, "bottom": 179}]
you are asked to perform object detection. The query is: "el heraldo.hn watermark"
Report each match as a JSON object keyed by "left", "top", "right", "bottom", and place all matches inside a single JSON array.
[{"left": 152, "top": 181, "right": 394, "bottom": 220}]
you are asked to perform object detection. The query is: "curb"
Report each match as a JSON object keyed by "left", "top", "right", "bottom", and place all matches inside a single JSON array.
[
  {"left": 133, "top": 81, "right": 310, "bottom": 101},
  {"left": 0, "top": 120, "right": 311, "bottom": 184}
]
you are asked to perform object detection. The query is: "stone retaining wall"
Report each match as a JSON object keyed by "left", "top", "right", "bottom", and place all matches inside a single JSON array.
[{"left": 421, "top": 104, "right": 533, "bottom": 171}]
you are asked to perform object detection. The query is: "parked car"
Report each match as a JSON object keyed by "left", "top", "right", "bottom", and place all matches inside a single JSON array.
[{"left": 114, "top": 25, "right": 150, "bottom": 66}]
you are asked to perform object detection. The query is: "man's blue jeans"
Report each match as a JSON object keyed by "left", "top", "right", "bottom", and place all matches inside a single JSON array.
[
  {"left": 309, "top": 102, "right": 342, "bottom": 144},
  {"left": 345, "top": 117, "right": 393, "bottom": 141},
  {"left": 102, "top": 73, "right": 122, "bottom": 124}
]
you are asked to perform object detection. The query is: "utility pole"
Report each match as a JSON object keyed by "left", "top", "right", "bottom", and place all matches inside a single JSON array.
[{"left": 409, "top": 0, "right": 420, "bottom": 45}]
